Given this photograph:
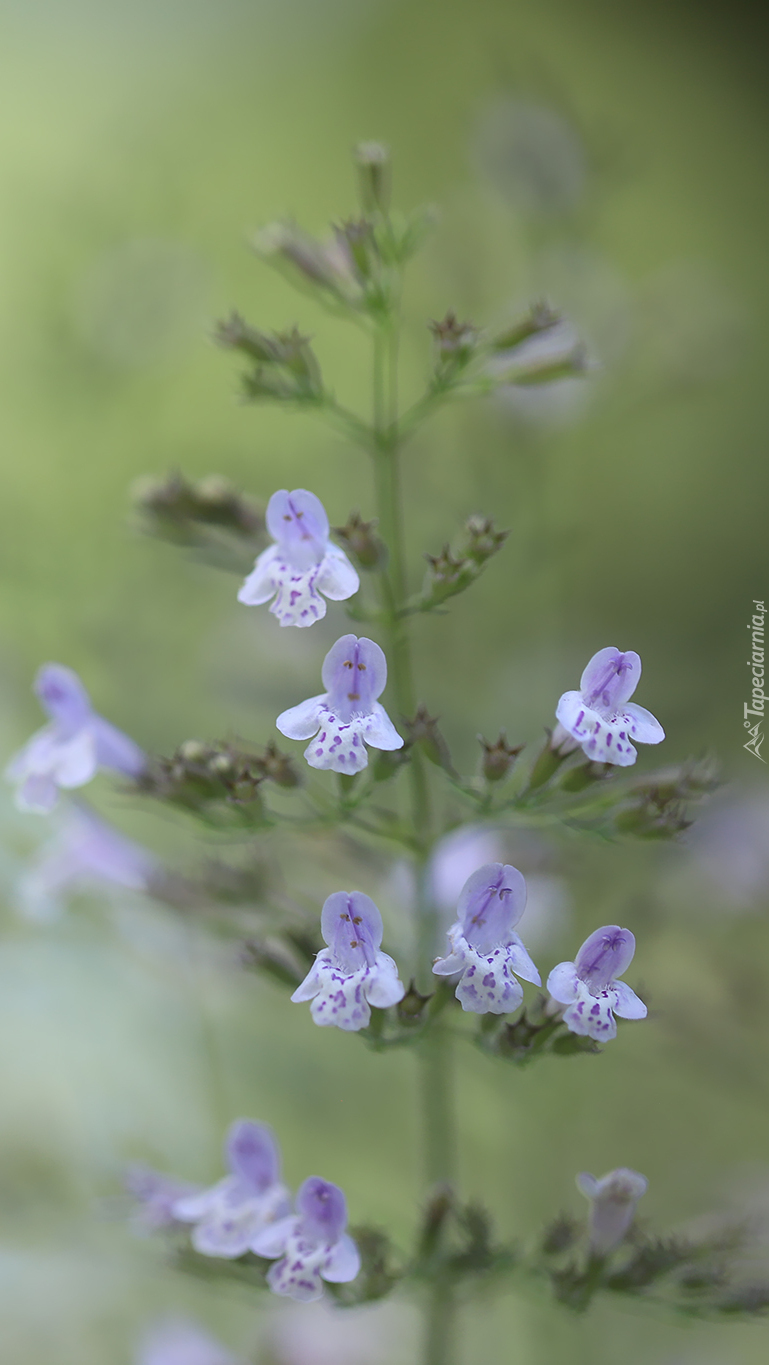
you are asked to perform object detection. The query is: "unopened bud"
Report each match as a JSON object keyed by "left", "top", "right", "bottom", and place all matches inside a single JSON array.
[
  {"left": 178, "top": 739, "right": 207, "bottom": 763},
  {"left": 333, "top": 511, "right": 386, "bottom": 570},
  {"left": 479, "top": 731, "right": 524, "bottom": 783},
  {"left": 559, "top": 760, "right": 610, "bottom": 793},
  {"left": 397, "top": 980, "right": 433, "bottom": 1025},
  {"left": 527, "top": 726, "right": 578, "bottom": 790},
  {"left": 213, "top": 313, "right": 281, "bottom": 363},
  {"left": 404, "top": 705, "right": 455, "bottom": 775},
  {"left": 492, "top": 302, "right": 561, "bottom": 351},
  {"left": 577, "top": 1169, "right": 648, "bottom": 1257},
  {"left": 257, "top": 741, "right": 301, "bottom": 789},
  {"left": 354, "top": 141, "right": 391, "bottom": 216},
  {"left": 464, "top": 514, "right": 508, "bottom": 564},
  {"left": 430, "top": 311, "right": 478, "bottom": 364}
]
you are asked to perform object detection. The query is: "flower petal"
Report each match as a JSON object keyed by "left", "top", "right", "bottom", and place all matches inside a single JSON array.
[
  {"left": 315, "top": 545, "right": 360, "bottom": 602},
  {"left": 16, "top": 773, "right": 60, "bottom": 813},
  {"left": 34, "top": 663, "right": 93, "bottom": 728},
  {"left": 364, "top": 952, "right": 406, "bottom": 1008},
  {"left": 250, "top": 1214, "right": 295, "bottom": 1258},
  {"left": 267, "top": 1256, "right": 323, "bottom": 1302},
  {"left": 238, "top": 546, "right": 281, "bottom": 606},
  {"left": 90, "top": 716, "right": 146, "bottom": 777},
  {"left": 506, "top": 934, "right": 542, "bottom": 986},
  {"left": 321, "top": 890, "right": 383, "bottom": 970},
  {"left": 321, "top": 635, "right": 387, "bottom": 715},
  {"left": 609, "top": 980, "right": 647, "bottom": 1019},
  {"left": 297, "top": 1177, "right": 347, "bottom": 1245},
  {"left": 53, "top": 730, "right": 99, "bottom": 788},
  {"left": 276, "top": 695, "right": 325, "bottom": 741},
  {"left": 457, "top": 862, "right": 527, "bottom": 951},
  {"left": 269, "top": 565, "right": 328, "bottom": 628},
  {"left": 266, "top": 489, "right": 329, "bottom": 567},
  {"left": 622, "top": 702, "right": 665, "bottom": 745},
  {"left": 363, "top": 702, "right": 403, "bottom": 751},
  {"left": 454, "top": 946, "right": 524, "bottom": 1014},
  {"left": 307, "top": 961, "right": 371, "bottom": 1031},
  {"left": 546, "top": 961, "right": 580, "bottom": 1004},
  {"left": 579, "top": 648, "right": 641, "bottom": 710},
  {"left": 575, "top": 926, "right": 635, "bottom": 991},
  {"left": 432, "top": 951, "right": 466, "bottom": 977},
  {"left": 322, "top": 1233, "right": 361, "bottom": 1284},
  {"left": 303, "top": 714, "right": 370, "bottom": 773},
  {"left": 290, "top": 958, "right": 323, "bottom": 1003},
  {"left": 226, "top": 1120, "right": 281, "bottom": 1192}
]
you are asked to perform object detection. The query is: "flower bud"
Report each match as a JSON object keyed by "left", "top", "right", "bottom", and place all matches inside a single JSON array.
[
  {"left": 464, "top": 514, "right": 509, "bottom": 564},
  {"left": 256, "top": 741, "right": 301, "bottom": 789},
  {"left": 333, "top": 511, "right": 387, "bottom": 570},
  {"left": 429, "top": 311, "right": 479, "bottom": 380},
  {"left": 577, "top": 1168, "right": 648, "bottom": 1256},
  {"left": 527, "top": 725, "right": 578, "bottom": 790},
  {"left": 397, "top": 979, "right": 433, "bottom": 1025},
  {"left": 404, "top": 705, "right": 455, "bottom": 775},
  {"left": 492, "top": 302, "right": 561, "bottom": 351},
  {"left": 354, "top": 141, "right": 391, "bottom": 216},
  {"left": 479, "top": 731, "right": 524, "bottom": 783}
]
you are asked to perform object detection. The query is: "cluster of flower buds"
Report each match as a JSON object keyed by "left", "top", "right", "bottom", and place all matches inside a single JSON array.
[
  {"left": 216, "top": 315, "right": 324, "bottom": 405},
  {"left": 135, "top": 738, "right": 299, "bottom": 822},
  {"left": 615, "top": 759, "right": 719, "bottom": 838},
  {"left": 133, "top": 471, "right": 264, "bottom": 547},
  {"left": 429, "top": 311, "right": 480, "bottom": 383},
  {"left": 414, "top": 514, "right": 508, "bottom": 613}
]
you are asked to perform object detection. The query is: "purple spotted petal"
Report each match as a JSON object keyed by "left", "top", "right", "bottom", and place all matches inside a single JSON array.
[
  {"left": 456, "top": 863, "right": 527, "bottom": 952},
  {"left": 296, "top": 1177, "right": 347, "bottom": 1245},
  {"left": 226, "top": 1120, "right": 280, "bottom": 1193},
  {"left": 322, "top": 1233, "right": 361, "bottom": 1283},
  {"left": 34, "top": 663, "right": 92, "bottom": 731},
  {"left": 320, "top": 890, "right": 383, "bottom": 972},
  {"left": 321, "top": 635, "right": 387, "bottom": 720},
  {"left": 575, "top": 925, "right": 636, "bottom": 992},
  {"left": 579, "top": 648, "right": 641, "bottom": 712},
  {"left": 266, "top": 489, "right": 329, "bottom": 570}
]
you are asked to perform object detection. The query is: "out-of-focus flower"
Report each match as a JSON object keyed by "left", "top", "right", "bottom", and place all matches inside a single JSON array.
[
  {"left": 547, "top": 926, "right": 647, "bottom": 1041},
  {"left": 576, "top": 1168, "right": 648, "bottom": 1256},
  {"left": 125, "top": 1165, "right": 202, "bottom": 1232},
  {"left": 555, "top": 647, "right": 664, "bottom": 766},
  {"left": 6, "top": 664, "right": 145, "bottom": 813},
  {"left": 432, "top": 863, "right": 541, "bottom": 1013},
  {"left": 16, "top": 803, "right": 157, "bottom": 922},
  {"left": 267, "top": 1299, "right": 409, "bottom": 1365},
  {"left": 137, "top": 1316, "right": 243, "bottom": 1365},
  {"left": 252, "top": 1176, "right": 360, "bottom": 1302},
  {"left": 276, "top": 635, "right": 403, "bottom": 773},
  {"left": 475, "top": 98, "right": 586, "bottom": 216},
  {"left": 238, "top": 489, "right": 359, "bottom": 627},
  {"left": 292, "top": 891, "right": 405, "bottom": 1031},
  {"left": 173, "top": 1119, "right": 290, "bottom": 1258},
  {"left": 254, "top": 222, "right": 362, "bottom": 305},
  {"left": 682, "top": 792, "right": 769, "bottom": 909}
]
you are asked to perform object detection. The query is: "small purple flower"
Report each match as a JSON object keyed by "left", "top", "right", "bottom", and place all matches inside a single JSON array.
[
  {"left": 5, "top": 664, "right": 145, "bottom": 813},
  {"left": 555, "top": 646, "right": 664, "bottom": 766},
  {"left": 125, "top": 1165, "right": 202, "bottom": 1233},
  {"left": 292, "top": 891, "right": 405, "bottom": 1031},
  {"left": 547, "top": 925, "right": 647, "bottom": 1041},
  {"left": 173, "top": 1119, "right": 291, "bottom": 1258},
  {"left": 251, "top": 1176, "right": 360, "bottom": 1303},
  {"left": 576, "top": 1168, "right": 648, "bottom": 1256},
  {"left": 276, "top": 635, "right": 403, "bottom": 773},
  {"left": 17, "top": 803, "right": 157, "bottom": 922},
  {"left": 238, "top": 489, "right": 359, "bottom": 627},
  {"left": 432, "top": 863, "right": 541, "bottom": 1013},
  {"left": 138, "top": 1317, "right": 244, "bottom": 1365}
]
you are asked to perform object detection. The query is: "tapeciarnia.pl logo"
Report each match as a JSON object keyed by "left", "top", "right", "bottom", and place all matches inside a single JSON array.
[{"left": 744, "top": 599, "right": 766, "bottom": 762}]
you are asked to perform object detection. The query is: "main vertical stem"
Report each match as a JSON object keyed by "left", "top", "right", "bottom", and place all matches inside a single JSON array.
[{"left": 371, "top": 313, "right": 458, "bottom": 1365}]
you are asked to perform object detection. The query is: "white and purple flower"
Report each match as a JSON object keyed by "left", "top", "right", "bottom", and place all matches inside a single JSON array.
[
  {"left": 555, "top": 646, "right": 664, "bottom": 767},
  {"left": 238, "top": 489, "right": 359, "bottom": 627},
  {"left": 5, "top": 664, "right": 145, "bottom": 813},
  {"left": 126, "top": 1165, "right": 202, "bottom": 1233},
  {"left": 432, "top": 862, "right": 541, "bottom": 1014},
  {"left": 547, "top": 925, "right": 647, "bottom": 1041},
  {"left": 251, "top": 1176, "right": 360, "bottom": 1303},
  {"left": 576, "top": 1167, "right": 648, "bottom": 1256},
  {"left": 173, "top": 1119, "right": 290, "bottom": 1258},
  {"left": 17, "top": 803, "right": 157, "bottom": 922},
  {"left": 276, "top": 634, "right": 403, "bottom": 773},
  {"left": 292, "top": 891, "right": 405, "bottom": 1031}
]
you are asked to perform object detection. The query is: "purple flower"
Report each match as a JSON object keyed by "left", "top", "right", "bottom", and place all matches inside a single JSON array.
[
  {"left": 238, "top": 489, "right": 359, "bottom": 627},
  {"left": 138, "top": 1317, "right": 243, "bottom": 1365},
  {"left": 292, "top": 891, "right": 405, "bottom": 1031},
  {"left": 576, "top": 1168, "right": 648, "bottom": 1256},
  {"left": 173, "top": 1119, "right": 290, "bottom": 1258},
  {"left": 547, "top": 925, "right": 647, "bottom": 1041},
  {"left": 125, "top": 1165, "right": 202, "bottom": 1232},
  {"left": 276, "top": 635, "right": 403, "bottom": 773},
  {"left": 432, "top": 863, "right": 541, "bottom": 1013},
  {"left": 555, "top": 646, "right": 664, "bottom": 766},
  {"left": 5, "top": 664, "right": 145, "bottom": 813},
  {"left": 251, "top": 1176, "right": 360, "bottom": 1303},
  {"left": 17, "top": 803, "right": 157, "bottom": 922}
]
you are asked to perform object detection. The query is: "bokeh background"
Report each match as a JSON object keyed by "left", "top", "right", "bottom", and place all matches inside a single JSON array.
[{"left": 1, "top": 0, "right": 769, "bottom": 1361}]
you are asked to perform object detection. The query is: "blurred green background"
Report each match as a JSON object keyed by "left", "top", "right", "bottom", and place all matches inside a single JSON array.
[{"left": 1, "top": 0, "right": 769, "bottom": 1361}]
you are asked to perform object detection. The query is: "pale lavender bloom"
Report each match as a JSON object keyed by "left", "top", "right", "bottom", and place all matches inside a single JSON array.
[
  {"left": 432, "top": 863, "right": 541, "bottom": 1014},
  {"left": 292, "top": 891, "right": 405, "bottom": 1031},
  {"left": 17, "top": 803, "right": 157, "bottom": 922},
  {"left": 238, "top": 489, "right": 358, "bottom": 627},
  {"left": 173, "top": 1119, "right": 291, "bottom": 1258},
  {"left": 547, "top": 925, "right": 647, "bottom": 1041},
  {"left": 125, "top": 1165, "right": 202, "bottom": 1232},
  {"left": 576, "top": 1168, "right": 648, "bottom": 1256},
  {"left": 276, "top": 635, "right": 403, "bottom": 773},
  {"left": 251, "top": 1176, "right": 360, "bottom": 1303},
  {"left": 138, "top": 1316, "right": 243, "bottom": 1365},
  {"left": 5, "top": 664, "right": 145, "bottom": 813},
  {"left": 555, "top": 646, "right": 664, "bottom": 766}
]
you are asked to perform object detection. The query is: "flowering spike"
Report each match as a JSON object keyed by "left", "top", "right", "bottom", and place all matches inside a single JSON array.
[
  {"left": 276, "top": 634, "right": 403, "bottom": 773},
  {"left": 576, "top": 1168, "right": 648, "bottom": 1256},
  {"left": 292, "top": 890, "right": 405, "bottom": 1031},
  {"left": 238, "top": 489, "right": 359, "bottom": 628},
  {"left": 547, "top": 925, "right": 647, "bottom": 1042},
  {"left": 251, "top": 1175, "right": 360, "bottom": 1302},
  {"left": 5, "top": 664, "right": 145, "bottom": 813},
  {"left": 173, "top": 1119, "right": 290, "bottom": 1259},
  {"left": 555, "top": 647, "right": 665, "bottom": 767},
  {"left": 433, "top": 862, "right": 541, "bottom": 1014}
]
